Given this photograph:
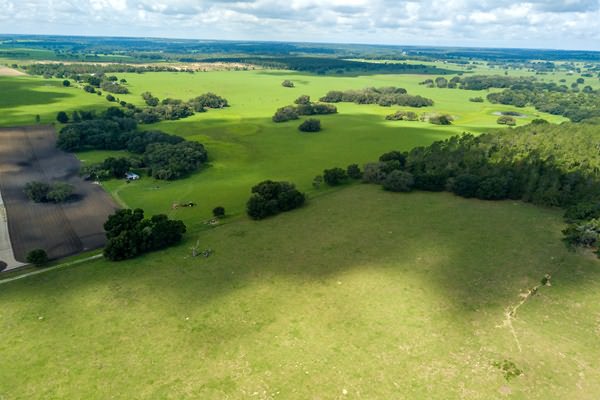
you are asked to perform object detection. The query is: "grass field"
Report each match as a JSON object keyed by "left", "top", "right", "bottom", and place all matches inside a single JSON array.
[
  {"left": 0, "top": 67, "right": 567, "bottom": 224},
  {"left": 0, "top": 63, "right": 596, "bottom": 398},
  {"left": 1, "top": 185, "right": 600, "bottom": 398}
]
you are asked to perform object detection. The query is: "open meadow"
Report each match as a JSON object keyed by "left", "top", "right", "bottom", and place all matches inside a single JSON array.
[
  {"left": 1, "top": 186, "right": 600, "bottom": 398},
  {"left": 0, "top": 58, "right": 597, "bottom": 399},
  {"left": 0, "top": 67, "right": 567, "bottom": 224}
]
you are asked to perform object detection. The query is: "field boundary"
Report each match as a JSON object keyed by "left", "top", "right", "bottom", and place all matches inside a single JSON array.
[{"left": 0, "top": 254, "right": 103, "bottom": 285}]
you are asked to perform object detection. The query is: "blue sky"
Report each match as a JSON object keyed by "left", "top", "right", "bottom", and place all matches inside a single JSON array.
[{"left": 1, "top": 0, "right": 599, "bottom": 50}]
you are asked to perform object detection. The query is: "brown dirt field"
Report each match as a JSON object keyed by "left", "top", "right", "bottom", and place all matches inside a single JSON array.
[
  {"left": 0, "top": 126, "right": 118, "bottom": 261},
  {"left": 0, "top": 66, "right": 26, "bottom": 76}
]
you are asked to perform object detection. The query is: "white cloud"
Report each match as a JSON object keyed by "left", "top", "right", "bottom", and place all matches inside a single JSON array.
[{"left": 0, "top": 0, "right": 599, "bottom": 50}]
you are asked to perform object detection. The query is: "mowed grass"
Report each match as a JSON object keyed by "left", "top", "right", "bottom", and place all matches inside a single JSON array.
[{"left": 1, "top": 185, "right": 600, "bottom": 398}]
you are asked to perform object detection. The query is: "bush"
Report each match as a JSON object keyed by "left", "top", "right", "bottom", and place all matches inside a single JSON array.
[
  {"left": 379, "top": 151, "right": 406, "bottom": 168},
  {"left": 212, "top": 206, "right": 225, "bottom": 218},
  {"left": 347, "top": 164, "right": 362, "bottom": 179},
  {"left": 469, "top": 97, "right": 484, "bottom": 102},
  {"left": 295, "top": 95, "right": 311, "bottom": 105},
  {"left": 428, "top": 114, "right": 453, "bottom": 125},
  {"left": 497, "top": 116, "right": 516, "bottom": 126},
  {"left": 246, "top": 180, "right": 305, "bottom": 220},
  {"left": 282, "top": 80, "right": 294, "bottom": 88},
  {"left": 24, "top": 181, "right": 50, "bottom": 202},
  {"left": 382, "top": 170, "right": 414, "bottom": 192},
  {"left": 56, "top": 111, "right": 69, "bottom": 124},
  {"left": 362, "top": 162, "right": 388, "bottom": 184},
  {"left": 106, "top": 94, "right": 116, "bottom": 102},
  {"left": 312, "top": 175, "right": 323, "bottom": 188},
  {"left": 451, "top": 174, "right": 480, "bottom": 198},
  {"left": 24, "top": 181, "right": 73, "bottom": 203},
  {"left": 46, "top": 182, "right": 74, "bottom": 203},
  {"left": 385, "top": 110, "right": 419, "bottom": 121},
  {"left": 298, "top": 118, "right": 321, "bottom": 132},
  {"left": 323, "top": 167, "right": 348, "bottom": 186},
  {"left": 189, "top": 93, "right": 228, "bottom": 110},
  {"left": 272, "top": 106, "right": 299, "bottom": 122},
  {"left": 62, "top": 80, "right": 70, "bottom": 87},
  {"left": 26, "top": 249, "right": 49, "bottom": 266}
]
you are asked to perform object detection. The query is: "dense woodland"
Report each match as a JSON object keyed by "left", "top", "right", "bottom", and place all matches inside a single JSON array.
[{"left": 57, "top": 108, "right": 208, "bottom": 180}]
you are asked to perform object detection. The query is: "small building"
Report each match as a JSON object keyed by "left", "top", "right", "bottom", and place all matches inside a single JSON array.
[{"left": 125, "top": 172, "right": 140, "bottom": 180}]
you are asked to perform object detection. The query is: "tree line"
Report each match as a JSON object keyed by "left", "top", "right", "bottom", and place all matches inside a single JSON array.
[
  {"left": 315, "top": 120, "right": 600, "bottom": 256},
  {"left": 319, "top": 87, "right": 433, "bottom": 107},
  {"left": 420, "top": 74, "right": 600, "bottom": 122}
]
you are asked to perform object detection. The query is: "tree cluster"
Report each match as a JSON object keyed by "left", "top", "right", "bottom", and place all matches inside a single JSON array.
[
  {"left": 272, "top": 96, "right": 337, "bottom": 123},
  {"left": 319, "top": 87, "right": 433, "bottom": 107},
  {"left": 103, "top": 209, "right": 187, "bottom": 261},
  {"left": 24, "top": 181, "right": 74, "bottom": 203},
  {"left": 57, "top": 108, "right": 208, "bottom": 180},
  {"left": 298, "top": 118, "right": 321, "bottom": 132},
  {"left": 81, "top": 157, "right": 140, "bottom": 181},
  {"left": 497, "top": 116, "right": 517, "bottom": 126},
  {"left": 246, "top": 180, "right": 306, "bottom": 220},
  {"left": 385, "top": 110, "right": 419, "bottom": 121}
]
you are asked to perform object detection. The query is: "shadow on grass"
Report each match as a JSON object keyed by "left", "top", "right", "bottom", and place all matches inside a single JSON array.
[
  {"left": 3, "top": 186, "right": 598, "bottom": 326},
  {"left": 0, "top": 77, "right": 72, "bottom": 109}
]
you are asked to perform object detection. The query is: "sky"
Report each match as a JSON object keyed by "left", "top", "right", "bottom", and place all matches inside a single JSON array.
[{"left": 1, "top": 0, "right": 600, "bottom": 50}]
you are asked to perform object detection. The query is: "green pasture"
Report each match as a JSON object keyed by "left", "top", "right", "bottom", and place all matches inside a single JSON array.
[
  {"left": 3, "top": 68, "right": 565, "bottom": 224},
  {"left": 2, "top": 186, "right": 600, "bottom": 398}
]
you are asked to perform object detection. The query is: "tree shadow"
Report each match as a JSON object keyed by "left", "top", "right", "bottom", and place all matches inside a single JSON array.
[
  {"left": 4, "top": 187, "right": 598, "bottom": 328},
  {"left": 0, "top": 77, "right": 72, "bottom": 109}
]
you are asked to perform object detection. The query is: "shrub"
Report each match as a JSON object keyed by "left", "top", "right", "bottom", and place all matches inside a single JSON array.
[
  {"left": 295, "top": 95, "right": 311, "bottom": 105},
  {"left": 272, "top": 106, "right": 299, "bottom": 122},
  {"left": 385, "top": 110, "right": 419, "bottom": 121},
  {"left": 497, "top": 116, "right": 517, "bottom": 126},
  {"left": 382, "top": 170, "right": 414, "bottom": 192},
  {"left": 190, "top": 93, "right": 228, "bottom": 109},
  {"left": 312, "top": 175, "right": 323, "bottom": 188},
  {"left": 298, "top": 118, "right": 321, "bottom": 132},
  {"left": 469, "top": 97, "right": 484, "bottom": 102},
  {"left": 347, "top": 164, "right": 362, "bottom": 179},
  {"left": 379, "top": 151, "right": 406, "bottom": 168},
  {"left": 24, "top": 181, "right": 51, "bottom": 202},
  {"left": 106, "top": 94, "right": 116, "bottom": 102},
  {"left": 46, "top": 182, "right": 74, "bottom": 203},
  {"left": 282, "top": 80, "right": 294, "bottom": 88},
  {"left": 362, "top": 162, "right": 388, "bottom": 184},
  {"left": 212, "top": 206, "right": 225, "bottom": 218},
  {"left": 451, "top": 174, "right": 481, "bottom": 198},
  {"left": 62, "top": 80, "right": 70, "bottom": 87},
  {"left": 56, "top": 111, "right": 69, "bottom": 124},
  {"left": 323, "top": 167, "right": 348, "bottom": 186},
  {"left": 26, "top": 249, "right": 49, "bottom": 266},
  {"left": 428, "top": 114, "right": 453, "bottom": 125}
]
